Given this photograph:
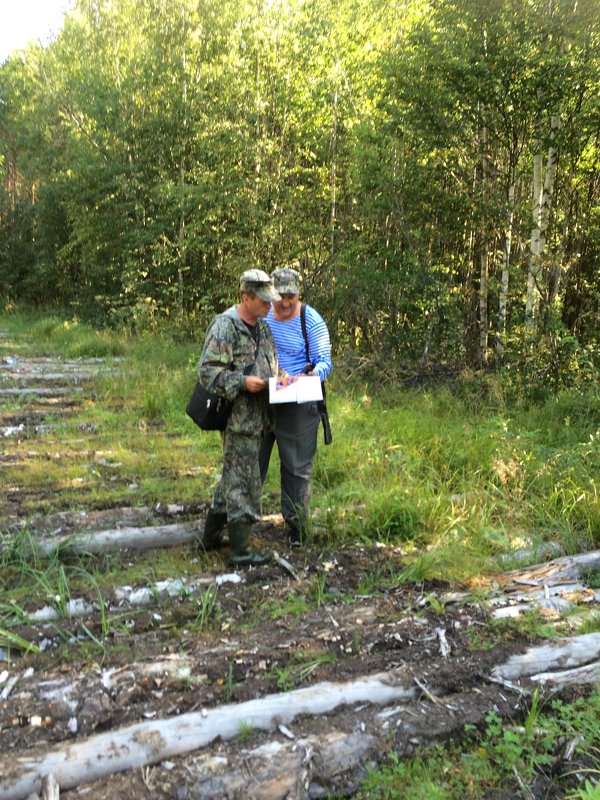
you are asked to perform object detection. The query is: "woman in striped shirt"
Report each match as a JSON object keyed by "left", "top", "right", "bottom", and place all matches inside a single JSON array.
[{"left": 259, "top": 268, "right": 332, "bottom": 547}]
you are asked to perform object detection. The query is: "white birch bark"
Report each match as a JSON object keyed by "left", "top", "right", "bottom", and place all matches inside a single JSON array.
[
  {"left": 479, "top": 122, "right": 490, "bottom": 360},
  {"left": 177, "top": 1, "right": 188, "bottom": 319},
  {"left": 497, "top": 167, "right": 515, "bottom": 359},
  {"left": 330, "top": 80, "right": 339, "bottom": 256},
  {"left": 526, "top": 112, "right": 560, "bottom": 328}
]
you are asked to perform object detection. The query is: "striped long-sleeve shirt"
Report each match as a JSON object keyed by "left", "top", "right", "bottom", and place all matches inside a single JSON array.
[{"left": 265, "top": 304, "right": 332, "bottom": 382}]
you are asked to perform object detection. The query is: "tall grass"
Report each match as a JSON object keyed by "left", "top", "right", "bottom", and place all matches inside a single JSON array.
[
  {"left": 311, "top": 382, "right": 599, "bottom": 578},
  {"left": 2, "top": 310, "right": 598, "bottom": 580}
]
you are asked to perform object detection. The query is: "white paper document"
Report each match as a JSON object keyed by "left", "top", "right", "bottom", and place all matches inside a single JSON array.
[{"left": 269, "top": 376, "right": 323, "bottom": 404}]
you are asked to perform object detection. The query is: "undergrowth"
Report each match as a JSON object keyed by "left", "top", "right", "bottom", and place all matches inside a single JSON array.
[{"left": 356, "top": 690, "right": 600, "bottom": 799}]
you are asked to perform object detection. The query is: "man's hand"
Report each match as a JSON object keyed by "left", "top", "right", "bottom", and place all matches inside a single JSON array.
[{"left": 245, "top": 375, "right": 268, "bottom": 393}]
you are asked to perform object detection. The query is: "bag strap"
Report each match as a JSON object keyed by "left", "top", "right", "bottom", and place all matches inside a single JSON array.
[
  {"left": 241, "top": 322, "right": 261, "bottom": 376},
  {"left": 251, "top": 322, "right": 261, "bottom": 361},
  {"left": 301, "top": 303, "right": 330, "bottom": 443},
  {"left": 300, "top": 303, "right": 310, "bottom": 362}
]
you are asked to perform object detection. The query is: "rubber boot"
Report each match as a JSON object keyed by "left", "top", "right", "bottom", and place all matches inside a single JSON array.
[
  {"left": 228, "top": 519, "right": 272, "bottom": 567},
  {"left": 198, "top": 508, "right": 227, "bottom": 552},
  {"left": 285, "top": 519, "right": 301, "bottom": 549}
]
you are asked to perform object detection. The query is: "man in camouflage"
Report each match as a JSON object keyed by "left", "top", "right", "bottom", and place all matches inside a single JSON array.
[{"left": 197, "top": 269, "right": 280, "bottom": 566}]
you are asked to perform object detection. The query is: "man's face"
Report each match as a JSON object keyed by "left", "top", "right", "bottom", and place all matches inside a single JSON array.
[
  {"left": 245, "top": 293, "right": 271, "bottom": 320},
  {"left": 273, "top": 293, "right": 300, "bottom": 321}
]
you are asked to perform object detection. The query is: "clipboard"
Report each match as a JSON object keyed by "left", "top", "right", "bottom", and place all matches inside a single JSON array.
[{"left": 268, "top": 375, "right": 323, "bottom": 404}]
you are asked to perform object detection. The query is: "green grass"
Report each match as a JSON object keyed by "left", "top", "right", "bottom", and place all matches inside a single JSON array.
[
  {"left": 2, "top": 307, "right": 599, "bottom": 598},
  {"left": 194, "top": 585, "right": 220, "bottom": 631},
  {"left": 2, "top": 309, "right": 598, "bottom": 568},
  {"left": 237, "top": 721, "right": 255, "bottom": 741},
  {"left": 265, "top": 592, "right": 310, "bottom": 620},
  {"left": 272, "top": 652, "right": 337, "bottom": 691},
  {"left": 312, "top": 383, "right": 599, "bottom": 578},
  {"left": 356, "top": 691, "right": 600, "bottom": 799},
  {"left": 1, "top": 309, "right": 600, "bottom": 797}
]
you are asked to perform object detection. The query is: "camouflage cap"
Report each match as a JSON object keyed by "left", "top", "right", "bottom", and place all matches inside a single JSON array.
[
  {"left": 271, "top": 268, "right": 301, "bottom": 295},
  {"left": 239, "top": 268, "right": 281, "bottom": 302}
]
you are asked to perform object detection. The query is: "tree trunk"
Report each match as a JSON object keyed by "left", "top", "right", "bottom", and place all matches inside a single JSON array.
[
  {"left": 498, "top": 549, "right": 600, "bottom": 587},
  {"left": 177, "top": 1, "right": 188, "bottom": 319},
  {"left": 497, "top": 163, "right": 516, "bottom": 360},
  {"left": 479, "top": 121, "right": 490, "bottom": 363},
  {"left": 330, "top": 80, "right": 339, "bottom": 257},
  {"left": 526, "top": 111, "right": 560, "bottom": 329},
  {"left": 491, "top": 632, "right": 600, "bottom": 682},
  {"left": 3, "top": 521, "right": 200, "bottom": 556},
  {"left": 0, "top": 670, "right": 417, "bottom": 799}
]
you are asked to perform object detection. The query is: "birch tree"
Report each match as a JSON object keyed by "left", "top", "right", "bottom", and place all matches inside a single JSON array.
[
  {"left": 526, "top": 109, "right": 560, "bottom": 329},
  {"left": 497, "top": 160, "right": 516, "bottom": 360}
]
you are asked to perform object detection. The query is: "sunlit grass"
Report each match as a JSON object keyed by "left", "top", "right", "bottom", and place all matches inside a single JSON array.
[
  {"left": 2, "top": 309, "right": 599, "bottom": 575},
  {"left": 311, "top": 383, "right": 600, "bottom": 573}
]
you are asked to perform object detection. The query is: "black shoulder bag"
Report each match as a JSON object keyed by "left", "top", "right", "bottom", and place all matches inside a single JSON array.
[
  {"left": 186, "top": 383, "right": 233, "bottom": 431},
  {"left": 300, "top": 304, "right": 332, "bottom": 445},
  {"left": 187, "top": 324, "right": 261, "bottom": 431}
]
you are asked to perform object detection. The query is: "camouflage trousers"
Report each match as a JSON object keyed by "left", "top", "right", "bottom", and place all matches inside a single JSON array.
[{"left": 212, "top": 431, "right": 263, "bottom": 523}]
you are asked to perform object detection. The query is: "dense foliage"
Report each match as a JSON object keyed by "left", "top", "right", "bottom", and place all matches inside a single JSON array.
[{"left": 1, "top": 0, "right": 599, "bottom": 380}]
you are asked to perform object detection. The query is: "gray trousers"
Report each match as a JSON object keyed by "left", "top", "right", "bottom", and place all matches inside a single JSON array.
[{"left": 259, "top": 402, "right": 320, "bottom": 533}]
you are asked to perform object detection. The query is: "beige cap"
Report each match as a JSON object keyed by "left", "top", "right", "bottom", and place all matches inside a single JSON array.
[{"left": 240, "top": 269, "right": 281, "bottom": 302}]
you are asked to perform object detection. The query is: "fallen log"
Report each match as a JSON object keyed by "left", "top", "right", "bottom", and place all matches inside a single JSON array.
[
  {"left": 0, "top": 357, "right": 118, "bottom": 368},
  {"left": 491, "top": 596, "right": 575, "bottom": 619},
  {"left": 439, "top": 551, "right": 600, "bottom": 622},
  {"left": 2, "top": 513, "right": 284, "bottom": 557},
  {"left": 530, "top": 661, "right": 600, "bottom": 687},
  {"left": 2, "top": 371, "right": 109, "bottom": 382},
  {"left": 165, "top": 730, "right": 380, "bottom": 799},
  {"left": 2, "top": 633, "right": 599, "bottom": 800},
  {"left": 497, "top": 542, "right": 564, "bottom": 565},
  {"left": 3, "top": 504, "right": 192, "bottom": 535},
  {"left": 14, "top": 522, "right": 200, "bottom": 556},
  {"left": 155, "top": 686, "right": 518, "bottom": 800},
  {"left": 491, "top": 632, "right": 600, "bottom": 682},
  {"left": 0, "top": 387, "right": 84, "bottom": 397},
  {"left": 494, "top": 582, "right": 592, "bottom": 603},
  {"left": 0, "top": 669, "right": 417, "bottom": 799},
  {"left": 498, "top": 550, "right": 600, "bottom": 588},
  {"left": 22, "top": 571, "right": 241, "bottom": 624}
]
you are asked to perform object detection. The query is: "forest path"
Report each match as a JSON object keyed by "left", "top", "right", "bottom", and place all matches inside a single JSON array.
[{"left": 1, "top": 331, "right": 599, "bottom": 800}]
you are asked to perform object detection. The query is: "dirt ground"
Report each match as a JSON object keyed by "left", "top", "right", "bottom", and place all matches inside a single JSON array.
[
  {"left": 0, "top": 339, "right": 595, "bottom": 800},
  {"left": 0, "top": 525, "right": 529, "bottom": 799}
]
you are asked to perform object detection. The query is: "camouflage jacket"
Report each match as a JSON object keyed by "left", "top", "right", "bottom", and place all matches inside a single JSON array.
[{"left": 198, "top": 306, "right": 278, "bottom": 435}]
